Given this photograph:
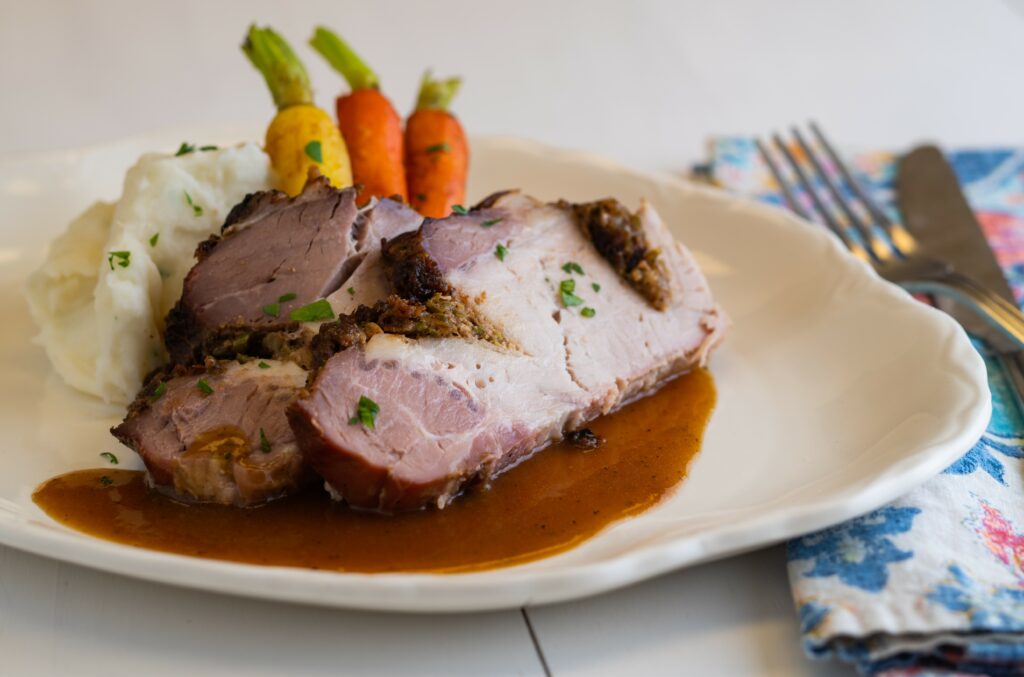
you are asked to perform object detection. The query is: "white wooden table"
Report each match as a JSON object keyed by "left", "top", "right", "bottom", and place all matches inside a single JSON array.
[{"left": 3, "top": 1, "right": 1023, "bottom": 674}]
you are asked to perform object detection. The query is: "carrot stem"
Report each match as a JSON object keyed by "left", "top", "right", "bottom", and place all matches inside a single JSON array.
[
  {"left": 309, "top": 26, "right": 379, "bottom": 91},
  {"left": 415, "top": 71, "right": 462, "bottom": 111},
  {"left": 242, "top": 25, "right": 312, "bottom": 110}
]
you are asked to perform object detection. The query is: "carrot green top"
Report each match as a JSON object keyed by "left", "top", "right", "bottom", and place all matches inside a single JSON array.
[
  {"left": 242, "top": 24, "right": 313, "bottom": 110},
  {"left": 415, "top": 71, "right": 462, "bottom": 112},
  {"left": 309, "top": 26, "right": 379, "bottom": 92}
]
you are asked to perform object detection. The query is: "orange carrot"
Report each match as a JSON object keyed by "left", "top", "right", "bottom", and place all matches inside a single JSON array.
[
  {"left": 309, "top": 27, "right": 406, "bottom": 205},
  {"left": 404, "top": 72, "right": 468, "bottom": 218}
]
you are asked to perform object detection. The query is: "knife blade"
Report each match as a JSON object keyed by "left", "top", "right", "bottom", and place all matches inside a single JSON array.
[
  {"left": 896, "top": 145, "right": 1024, "bottom": 411},
  {"left": 896, "top": 145, "right": 1016, "bottom": 305}
]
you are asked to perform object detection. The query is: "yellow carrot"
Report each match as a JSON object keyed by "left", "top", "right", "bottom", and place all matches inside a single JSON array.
[{"left": 242, "top": 25, "right": 352, "bottom": 195}]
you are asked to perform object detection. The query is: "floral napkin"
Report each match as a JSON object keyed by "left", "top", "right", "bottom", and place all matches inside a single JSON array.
[{"left": 701, "top": 139, "right": 1024, "bottom": 676}]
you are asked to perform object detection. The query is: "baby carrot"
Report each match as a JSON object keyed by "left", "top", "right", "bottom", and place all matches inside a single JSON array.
[
  {"left": 242, "top": 25, "right": 352, "bottom": 196},
  {"left": 404, "top": 72, "right": 468, "bottom": 218},
  {"left": 310, "top": 27, "right": 406, "bottom": 206}
]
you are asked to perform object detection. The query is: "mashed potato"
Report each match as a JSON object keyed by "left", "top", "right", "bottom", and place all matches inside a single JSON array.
[{"left": 27, "top": 143, "right": 272, "bottom": 404}]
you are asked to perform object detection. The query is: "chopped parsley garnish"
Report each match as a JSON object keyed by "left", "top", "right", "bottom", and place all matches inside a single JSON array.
[
  {"left": 278, "top": 292, "right": 297, "bottom": 303},
  {"left": 559, "top": 279, "right": 584, "bottom": 307},
  {"left": 592, "top": 282, "right": 601, "bottom": 293},
  {"left": 196, "top": 378, "right": 214, "bottom": 395},
  {"left": 495, "top": 243, "right": 509, "bottom": 261},
  {"left": 259, "top": 428, "right": 272, "bottom": 453},
  {"left": 348, "top": 395, "right": 380, "bottom": 429},
  {"left": 258, "top": 361, "right": 271, "bottom": 369},
  {"left": 481, "top": 218, "right": 503, "bottom": 228},
  {"left": 175, "top": 142, "right": 217, "bottom": 156},
  {"left": 304, "top": 140, "right": 323, "bottom": 163},
  {"left": 149, "top": 381, "right": 167, "bottom": 400},
  {"left": 100, "top": 452, "right": 119, "bottom": 465},
  {"left": 184, "top": 190, "right": 203, "bottom": 216},
  {"left": 149, "top": 233, "right": 159, "bottom": 247},
  {"left": 99, "top": 475, "right": 114, "bottom": 487},
  {"left": 426, "top": 142, "right": 450, "bottom": 154},
  {"left": 107, "top": 250, "right": 131, "bottom": 270},
  {"left": 452, "top": 204, "right": 469, "bottom": 215},
  {"left": 347, "top": 286, "right": 355, "bottom": 296},
  {"left": 581, "top": 307, "right": 596, "bottom": 318},
  {"left": 289, "top": 299, "right": 335, "bottom": 322},
  {"left": 562, "top": 261, "right": 584, "bottom": 275},
  {"left": 262, "top": 303, "right": 280, "bottom": 317}
]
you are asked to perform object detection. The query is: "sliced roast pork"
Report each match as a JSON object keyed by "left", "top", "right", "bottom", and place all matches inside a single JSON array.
[
  {"left": 164, "top": 177, "right": 422, "bottom": 365},
  {"left": 112, "top": 360, "right": 309, "bottom": 506},
  {"left": 289, "top": 193, "right": 728, "bottom": 512},
  {"left": 116, "top": 184, "right": 423, "bottom": 505}
]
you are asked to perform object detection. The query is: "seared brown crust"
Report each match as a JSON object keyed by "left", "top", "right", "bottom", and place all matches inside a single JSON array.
[
  {"left": 220, "top": 187, "right": 287, "bottom": 233},
  {"left": 557, "top": 198, "right": 671, "bottom": 311},
  {"left": 381, "top": 227, "right": 451, "bottom": 302},
  {"left": 164, "top": 301, "right": 203, "bottom": 365}
]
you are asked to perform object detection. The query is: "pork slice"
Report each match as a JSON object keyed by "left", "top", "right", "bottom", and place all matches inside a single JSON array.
[
  {"left": 289, "top": 333, "right": 583, "bottom": 512},
  {"left": 165, "top": 177, "right": 359, "bottom": 364},
  {"left": 112, "top": 360, "right": 310, "bottom": 506},
  {"left": 289, "top": 192, "right": 727, "bottom": 512}
]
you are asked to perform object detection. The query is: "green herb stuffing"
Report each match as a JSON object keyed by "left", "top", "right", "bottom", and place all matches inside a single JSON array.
[
  {"left": 107, "top": 250, "right": 131, "bottom": 270},
  {"left": 592, "top": 282, "right": 601, "bottom": 292},
  {"left": 304, "top": 140, "right": 323, "bottom": 163},
  {"left": 348, "top": 395, "right": 380, "bottom": 429},
  {"left": 100, "top": 452, "right": 119, "bottom": 465},
  {"left": 258, "top": 361, "right": 271, "bottom": 369},
  {"left": 196, "top": 378, "right": 214, "bottom": 395},
  {"left": 262, "top": 303, "right": 280, "bottom": 317},
  {"left": 481, "top": 218, "right": 502, "bottom": 228},
  {"left": 149, "top": 233, "right": 159, "bottom": 247},
  {"left": 278, "top": 292, "right": 297, "bottom": 303},
  {"left": 451, "top": 204, "right": 469, "bottom": 215},
  {"left": 175, "top": 142, "right": 195, "bottom": 156},
  {"left": 347, "top": 286, "right": 355, "bottom": 296},
  {"left": 199, "top": 145, "right": 218, "bottom": 151},
  {"left": 426, "top": 142, "right": 450, "bottom": 154},
  {"left": 259, "top": 428, "right": 272, "bottom": 453},
  {"left": 581, "top": 307, "right": 596, "bottom": 318},
  {"left": 99, "top": 475, "right": 113, "bottom": 487},
  {"left": 559, "top": 279, "right": 584, "bottom": 307},
  {"left": 495, "top": 243, "right": 508, "bottom": 261},
  {"left": 289, "top": 299, "right": 335, "bottom": 322}
]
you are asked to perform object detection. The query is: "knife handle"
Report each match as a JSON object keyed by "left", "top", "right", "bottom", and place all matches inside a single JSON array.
[{"left": 900, "top": 273, "right": 1024, "bottom": 349}]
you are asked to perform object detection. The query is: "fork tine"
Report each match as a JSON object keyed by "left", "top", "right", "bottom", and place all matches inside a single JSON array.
[
  {"left": 770, "top": 134, "right": 870, "bottom": 262},
  {"left": 754, "top": 138, "right": 809, "bottom": 220},
  {"left": 791, "top": 127, "right": 891, "bottom": 263},
  {"left": 809, "top": 122, "right": 918, "bottom": 255}
]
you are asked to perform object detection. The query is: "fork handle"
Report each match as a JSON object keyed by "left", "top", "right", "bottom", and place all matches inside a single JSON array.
[{"left": 900, "top": 274, "right": 1024, "bottom": 349}]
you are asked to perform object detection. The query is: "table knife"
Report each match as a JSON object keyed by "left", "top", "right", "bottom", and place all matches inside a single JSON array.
[{"left": 896, "top": 145, "right": 1024, "bottom": 403}]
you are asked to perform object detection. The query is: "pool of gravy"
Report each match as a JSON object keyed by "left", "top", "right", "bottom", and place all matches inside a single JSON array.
[{"left": 34, "top": 368, "right": 715, "bottom": 573}]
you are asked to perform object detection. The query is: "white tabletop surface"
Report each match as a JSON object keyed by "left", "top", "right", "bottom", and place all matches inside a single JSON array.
[{"left": 3, "top": 1, "right": 1023, "bottom": 675}]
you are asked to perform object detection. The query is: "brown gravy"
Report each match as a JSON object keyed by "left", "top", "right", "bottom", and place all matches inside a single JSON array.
[{"left": 34, "top": 369, "right": 715, "bottom": 573}]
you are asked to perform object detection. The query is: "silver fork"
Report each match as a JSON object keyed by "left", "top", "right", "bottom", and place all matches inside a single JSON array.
[{"left": 756, "top": 124, "right": 1024, "bottom": 349}]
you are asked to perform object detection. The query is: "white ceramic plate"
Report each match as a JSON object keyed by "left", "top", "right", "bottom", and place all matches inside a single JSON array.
[{"left": 0, "top": 130, "right": 989, "bottom": 612}]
